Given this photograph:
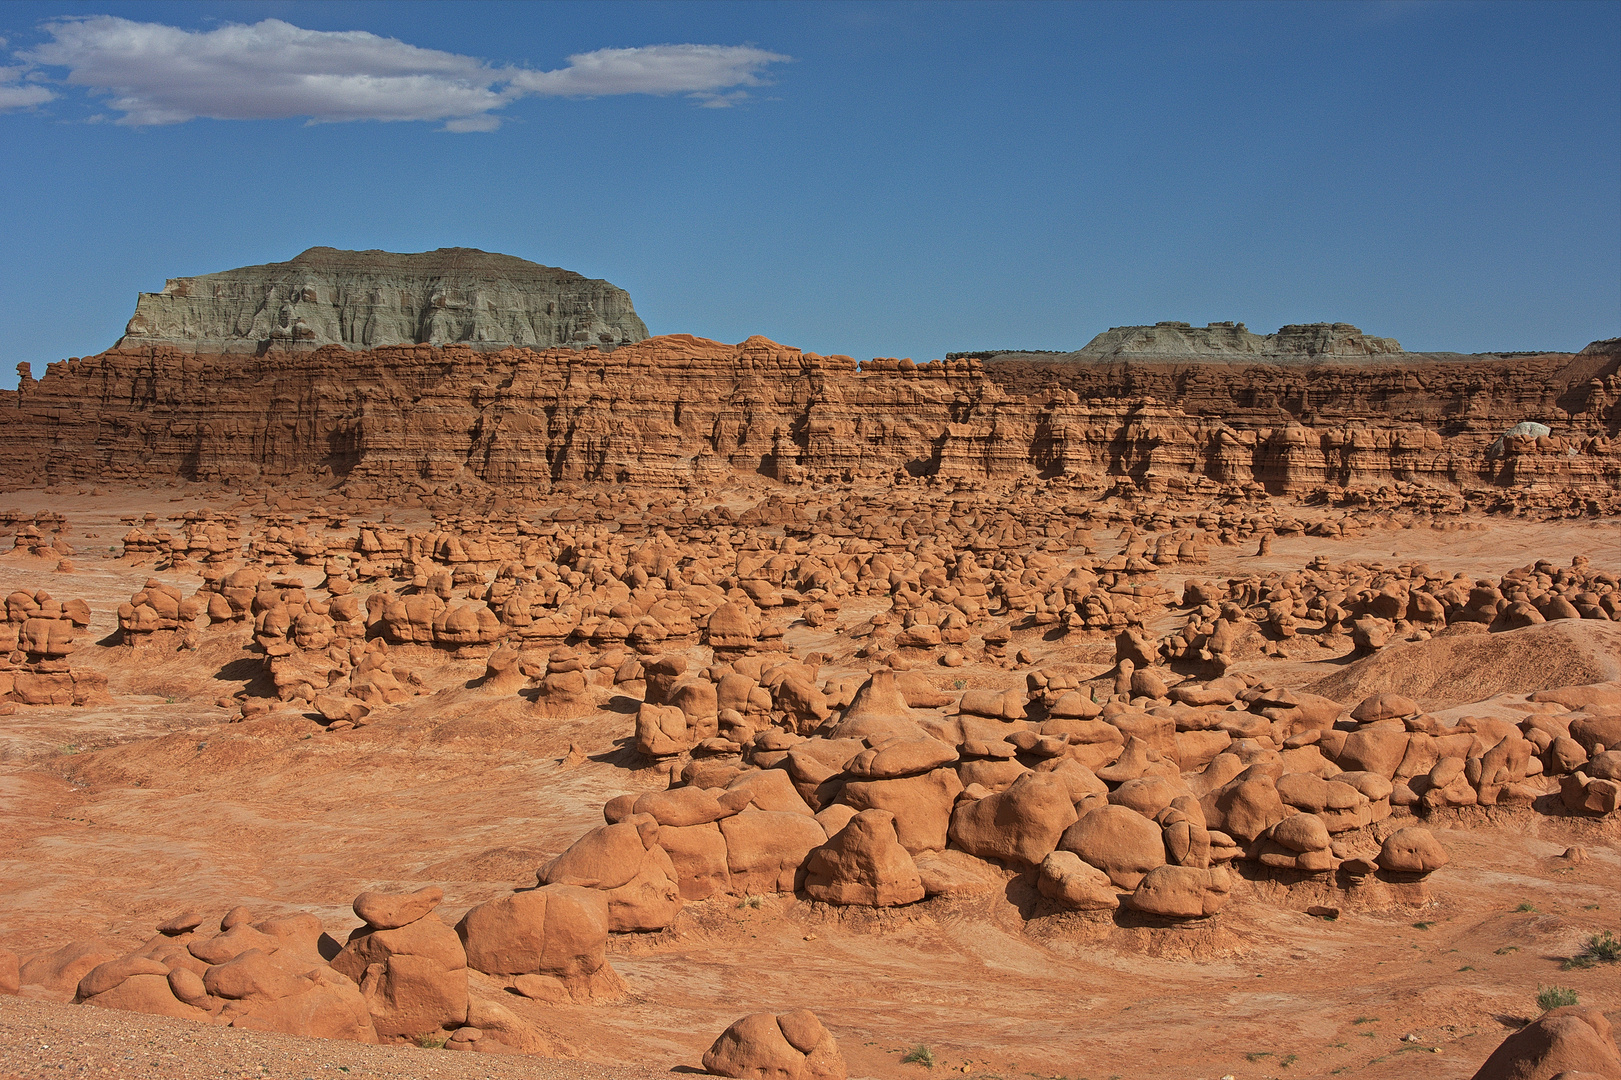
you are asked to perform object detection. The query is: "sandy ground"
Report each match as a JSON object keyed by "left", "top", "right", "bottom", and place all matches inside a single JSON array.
[
  {"left": 0, "top": 995, "right": 672, "bottom": 1079},
  {"left": 1, "top": 486, "right": 1618, "bottom": 1078}
]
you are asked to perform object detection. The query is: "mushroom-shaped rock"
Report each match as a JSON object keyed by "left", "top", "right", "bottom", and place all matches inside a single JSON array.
[
  {"left": 1201, "top": 773, "right": 1288, "bottom": 844},
  {"left": 705, "top": 600, "right": 763, "bottom": 651},
  {"left": 1377, "top": 827, "right": 1450, "bottom": 875},
  {"left": 1469, "top": 1005, "right": 1621, "bottom": 1080},
  {"left": 803, "top": 809, "right": 924, "bottom": 907},
  {"left": 331, "top": 909, "right": 468, "bottom": 1041},
  {"left": 702, "top": 1009, "right": 848, "bottom": 1080}
]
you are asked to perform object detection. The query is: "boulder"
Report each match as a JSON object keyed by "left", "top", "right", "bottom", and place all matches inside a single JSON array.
[
  {"left": 83, "top": 973, "right": 209, "bottom": 1022},
  {"left": 353, "top": 886, "right": 444, "bottom": 931},
  {"left": 1376, "top": 827, "right": 1450, "bottom": 875},
  {"left": 947, "top": 772, "right": 1078, "bottom": 867},
  {"left": 802, "top": 809, "right": 925, "bottom": 907},
  {"left": 455, "top": 884, "right": 611, "bottom": 983},
  {"left": 703, "top": 1009, "right": 848, "bottom": 1080},
  {"left": 838, "top": 768, "right": 963, "bottom": 854},
  {"left": 720, "top": 811, "right": 827, "bottom": 895},
  {"left": 1036, "top": 851, "right": 1119, "bottom": 911},
  {"left": 1058, "top": 804, "right": 1166, "bottom": 889},
  {"left": 1470, "top": 1005, "right": 1621, "bottom": 1080},
  {"left": 1351, "top": 693, "right": 1420, "bottom": 722},
  {"left": 1126, "top": 865, "right": 1231, "bottom": 919}
]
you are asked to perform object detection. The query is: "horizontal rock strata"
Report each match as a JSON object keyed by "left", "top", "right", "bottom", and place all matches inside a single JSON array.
[{"left": 2, "top": 335, "right": 1617, "bottom": 502}]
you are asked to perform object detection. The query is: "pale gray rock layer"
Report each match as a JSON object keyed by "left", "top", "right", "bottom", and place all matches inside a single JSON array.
[
  {"left": 1074, "top": 321, "right": 1404, "bottom": 363},
  {"left": 116, "top": 247, "right": 649, "bottom": 354}
]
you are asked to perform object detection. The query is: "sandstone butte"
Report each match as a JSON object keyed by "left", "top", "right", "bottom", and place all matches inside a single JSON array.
[{"left": 0, "top": 253, "right": 1618, "bottom": 1080}]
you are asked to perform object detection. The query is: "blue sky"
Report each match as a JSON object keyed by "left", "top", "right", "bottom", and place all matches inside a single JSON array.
[{"left": 1, "top": 1, "right": 1617, "bottom": 387}]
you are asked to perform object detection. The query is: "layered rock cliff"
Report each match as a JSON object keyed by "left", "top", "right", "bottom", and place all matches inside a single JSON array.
[
  {"left": 3, "top": 335, "right": 1617, "bottom": 503},
  {"left": 115, "top": 247, "right": 648, "bottom": 354}
]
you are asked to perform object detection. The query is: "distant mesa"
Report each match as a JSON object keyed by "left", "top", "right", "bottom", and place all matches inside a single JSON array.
[
  {"left": 1078, "top": 321, "right": 1403, "bottom": 360},
  {"left": 967, "top": 321, "right": 1418, "bottom": 366},
  {"left": 115, "top": 247, "right": 649, "bottom": 355}
]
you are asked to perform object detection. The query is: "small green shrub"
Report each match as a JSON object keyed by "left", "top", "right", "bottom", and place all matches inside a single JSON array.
[
  {"left": 1536, "top": 984, "right": 1578, "bottom": 1011},
  {"left": 1515, "top": 902, "right": 1538, "bottom": 913},
  {"left": 58, "top": 743, "right": 80, "bottom": 755},
  {"left": 1563, "top": 930, "right": 1620, "bottom": 969},
  {"left": 414, "top": 1032, "right": 447, "bottom": 1049},
  {"left": 1412, "top": 921, "right": 1434, "bottom": 930},
  {"left": 902, "top": 1044, "right": 937, "bottom": 1068}
]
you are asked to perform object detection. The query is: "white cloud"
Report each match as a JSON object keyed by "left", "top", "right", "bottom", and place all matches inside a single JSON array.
[
  {"left": 0, "top": 64, "right": 55, "bottom": 111},
  {"left": 509, "top": 44, "right": 789, "bottom": 101},
  {"left": 15, "top": 16, "right": 790, "bottom": 130}
]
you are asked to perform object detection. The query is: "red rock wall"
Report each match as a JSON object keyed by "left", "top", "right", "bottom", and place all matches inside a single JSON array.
[{"left": 2, "top": 334, "right": 1617, "bottom": 499}]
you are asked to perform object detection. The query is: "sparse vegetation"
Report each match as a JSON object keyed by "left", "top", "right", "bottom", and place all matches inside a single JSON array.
[
  {"left": 1280, "top": 1053, "right": 1298, "bottom": 1068},
  {"left": 1352, "top": 1016, "right": 1378, "bottom": 1025},
  {"left": 902, "top": 1044, "right": 937, "bottom": 1068},
  {"left": 57, "top": 743, "right": 80, "bottom": 755},
  {"left": 1514, "top": 902, "right": 1538, "bottom": 913},
  {"left": 1496, "top": 945, "right": 1520, "bottom": 954},
  {"left": 1563, "top": 930, "right": 1620, "bottom": 969},
  {"left": 414, "top": 1032, "right": 446, "bottom": 1049},
  {"left": 1536, "top": 984, "right": 1578, "bottom": 1011},
  {"left": 736, "top": 895, "right": 764, "bottom": 910},
  {"left": 1412, "top": 921, "right": 1434, "bottom": 930},
  {"left": 1244, "top": 1051, "right": 1273, "bottom": 1062}
]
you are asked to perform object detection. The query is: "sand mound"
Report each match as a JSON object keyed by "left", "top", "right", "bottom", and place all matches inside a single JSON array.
[{"left": 1306, "top": 620, "right": 1621, "bottom": 708}]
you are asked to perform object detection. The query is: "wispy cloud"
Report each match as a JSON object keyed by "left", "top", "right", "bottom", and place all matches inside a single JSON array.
[
  {"left": 12, "top": 16, "right": 790, "bottom": 129},
  {"left": 0, "top": 64, "right": 55, "bottom": 111},
  {"left": 509, "top": 44, "right": 788, "bottom": 102}
]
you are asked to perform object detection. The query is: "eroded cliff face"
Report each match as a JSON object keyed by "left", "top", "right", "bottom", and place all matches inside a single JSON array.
[
  {"left": 115, "top": 247, "right": 648, "bottom": 354},
  {"left": 3, "top": 335, "right": 1618, "bottom": 502}
]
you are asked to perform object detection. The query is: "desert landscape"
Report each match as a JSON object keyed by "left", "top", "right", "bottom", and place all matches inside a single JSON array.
[{"left": 0, "top": 247, "right": 1616, "bottom": 1080}]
